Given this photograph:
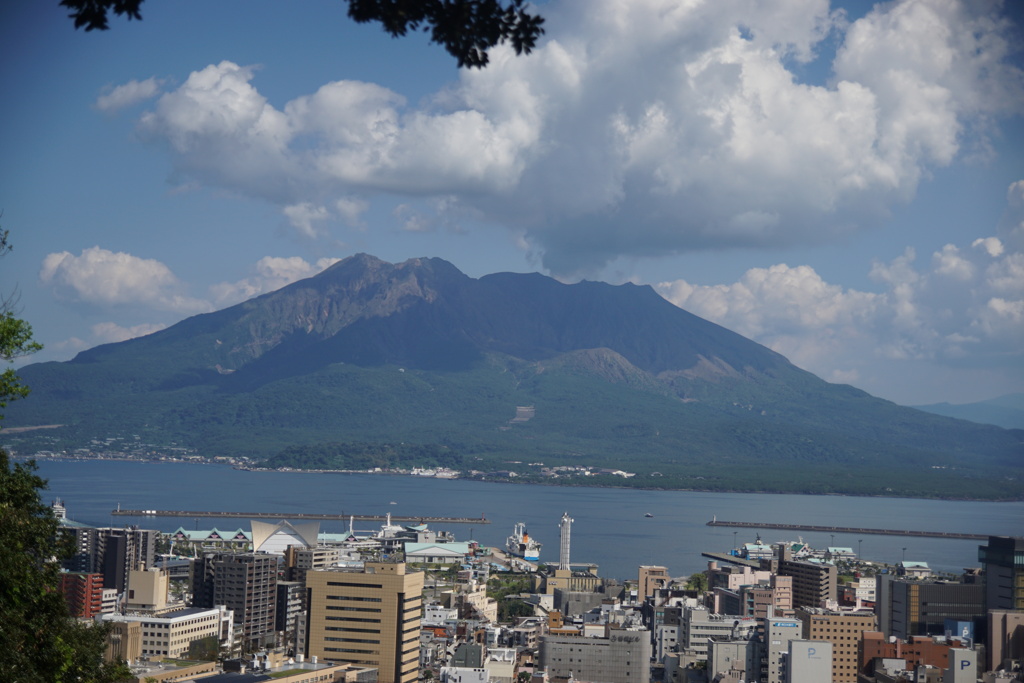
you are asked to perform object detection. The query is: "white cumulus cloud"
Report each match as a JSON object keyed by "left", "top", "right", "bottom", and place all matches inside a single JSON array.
[
  {"left": 91, "top": 321, "right": 167, "bottom": 344},
  {"left": 128, "top": 0, "right": 1024, "bottom": 275},
  {"left": 209, "top": 255, "right": 340, "bottom": 306},
  {"left": 39, "top": 246, "right": 211, "bottom": 313},
  {"left": 95, "top": 77, "right": 164, "bottom": 112},
  {"left": 657, "top": 181, "right": 1024, "bottom": 395}
]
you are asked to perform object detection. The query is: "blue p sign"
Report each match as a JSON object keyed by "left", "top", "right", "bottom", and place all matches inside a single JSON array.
[
  {"left": 961, "top": 659, "right": 970, "bottom": 670},
  {"left": 807, "top": 648, "right": 816, "bottom": 658}
]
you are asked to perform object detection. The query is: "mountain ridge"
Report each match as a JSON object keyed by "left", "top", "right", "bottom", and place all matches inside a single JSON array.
[{"left": 5, "top": 254, "right": 1022, "bottom": 499}]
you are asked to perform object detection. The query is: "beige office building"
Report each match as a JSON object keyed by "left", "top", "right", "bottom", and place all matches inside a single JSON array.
[
  {"left": 796, "top": 607, "right": 876, "bottom": 683},
  {"left": 100, "top": 605, "right": 233, "bottom": 659},
  {"left": 307, "top": 561, "right": 423, "bottom": 683}
]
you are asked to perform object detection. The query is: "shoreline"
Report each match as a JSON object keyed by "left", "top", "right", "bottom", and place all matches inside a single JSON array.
[{"left": 16, "top": 454, "right": 1024, "bottom": 504}]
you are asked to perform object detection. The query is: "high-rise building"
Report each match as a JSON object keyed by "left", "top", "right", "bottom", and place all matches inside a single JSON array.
[
  {"left": 777, "top": 558, "right": 836, "bottom": 609},
  {"left": 761, "top": 615, "right": 803, "bottom": 683},
  {"left": 60, "top": 572, "right": 104, "bottom": 618},
  {"left": 277, "top": 580, "right": 307, "bottom": 649},
  {"left": 877, "top": 576, "right": 985, "bottom": 640},
  {"left": 987, "top": 610, "right": 1024, "bottom": 672},
  {"left": 306, "top": 561, "right": 423, "bottom": 683},
  {"left": 61, "top": 525, "right": 157, "bottom": 594},
  {"left": 979, "top": 535, "right": 1024, "bottom": 612},
  {"left": 192, "top": 552, "right": 278, "bottom": 647}
]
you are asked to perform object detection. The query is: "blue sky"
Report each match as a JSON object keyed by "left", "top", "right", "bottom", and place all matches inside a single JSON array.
[{"left": 2, "top": 0, "right": 1022, "bottom": 406}]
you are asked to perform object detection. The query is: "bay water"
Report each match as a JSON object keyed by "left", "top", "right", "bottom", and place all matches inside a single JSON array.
[{"left": 28, "top": 458, "right": 1022, "bottom": 581}]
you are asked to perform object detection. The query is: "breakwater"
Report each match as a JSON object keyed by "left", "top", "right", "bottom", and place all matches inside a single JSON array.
[
  {"left": 112, "top": 509, "right": 489, "bottom": 524},
  {"left": 707, "top": 519, "right": 986, "bottom": 540}
]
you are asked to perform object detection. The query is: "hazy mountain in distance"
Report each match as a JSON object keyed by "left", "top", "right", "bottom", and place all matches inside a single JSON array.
[{"left": 913, "top": 393, "right": 1024, "bottom": 430}]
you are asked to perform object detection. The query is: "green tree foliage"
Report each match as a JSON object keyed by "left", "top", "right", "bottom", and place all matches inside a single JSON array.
[
  {"left": 59, "top": 0, "right": 545, "bottom": 68},
  {"left": 0, "top": 232, "right": 128, "bottom": 682},
  {"left": 685, "top": 571, "right": 708, "bottom": 593},
  {"left": 0, "top": 312, "right": 42, "bottom": 418},
  {"left": 0, "top": 453, "right": 131, "bottom": 682},
  {"left": 1, "top": 228, "right": 43, "bottom": 419}
]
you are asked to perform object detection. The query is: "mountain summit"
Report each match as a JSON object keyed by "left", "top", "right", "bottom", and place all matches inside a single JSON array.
[{"left": 7, "top": 255, "right": 1022, "bottom": 499}]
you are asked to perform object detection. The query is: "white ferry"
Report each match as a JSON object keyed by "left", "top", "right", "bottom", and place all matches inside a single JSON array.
[{"left": 506, "top": 522, "right": 541, "bottom": 561}]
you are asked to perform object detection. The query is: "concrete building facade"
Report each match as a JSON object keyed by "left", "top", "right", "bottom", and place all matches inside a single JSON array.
[
  {"left": 539, "top": 631, "right": 651, "bottom": 683},
  {"left": 778, "top": 559, "right": 836, "bottom": 609},
  {"left": 762, "top": 616, "right": 803, "bottom": 683},
  {"left": 306, "top": 561, "right": 424, "bottom": 683},
  {"left": 796, "top": 608, "right": 876, "bottom": 683},
  {"left": 786, "top": 639, "right": 833, "bottom": 683},
  {"left": 987, "top": 610, "right": 1024, "bottom": 673},
  {"left": 881, "top": 578, "right": 985, "bottom": 640},
  {"left": 638, "top": 566, "right": 670, "bottom": 602},
  {"left": 100, "top": 605, "right": 233, "bottom": 659},
  {"left": 192, "top": 552, "right": 278, "bottom": 647}
]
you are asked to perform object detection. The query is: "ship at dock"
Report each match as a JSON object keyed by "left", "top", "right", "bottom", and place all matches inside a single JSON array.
[{"left": 506, "top": 522, "right": 541, "bottom": 561}]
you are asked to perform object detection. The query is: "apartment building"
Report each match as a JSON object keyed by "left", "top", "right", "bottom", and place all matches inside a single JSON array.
[
  {"left": 193, "top": 552, "right": 278, "bottom": 647},
  {"left": 284, "top": 545, "right": 342, "bottom": 584},
  {"left": 778, "top": 558, "right": 836, "bottom": 609},
  {"left": 60, "top": 572, "right": 104, "bottom": 618}
]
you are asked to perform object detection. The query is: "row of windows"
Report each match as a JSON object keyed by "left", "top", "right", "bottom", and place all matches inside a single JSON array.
[
  {"left": 326, "top": 595, "right": 382, "bottom": 603},
  {"left": 324, "top": 636, "right": 380, "bottom": 644},
  {"left": 325, "top": 615, "right": 381, "bottom": 623},
  {"left": 325, "top": 626, "right": 380, "bottom": 634},
  {"left": 326, "top": 581, "right": 383, "bottom": 589},
  {"left": 322, "top": 644, "right": 380, "bottom": 654},
  {"left": 326, "top": 605, "right": 381, "bottom": 613}
]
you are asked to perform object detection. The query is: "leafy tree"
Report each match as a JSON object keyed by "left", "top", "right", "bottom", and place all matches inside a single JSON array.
[
  {"left": 59, "top": 0, "right": 545, "bottom": 68},
  {"left": 0, "top": 233, "right": 129, "bottom": 682},
  {"left": 0, "top": 228, "right": 42, "bottom": 420},
  {"left": 0, "top": 453, "right": 132, "bottom": 682},
  {"left": 685, "top": 571, "right": 708, "bottom": 593},
  {"left": 0, "top": 312, "right": 42, "bottom": 419}
]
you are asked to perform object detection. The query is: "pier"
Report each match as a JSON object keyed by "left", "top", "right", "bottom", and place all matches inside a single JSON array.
[
  {"left": 707, "top": 519, "right": 986, "bottom": 540},
  {"left": 111, "top": 509, "right": 489, "bottom": 524}
]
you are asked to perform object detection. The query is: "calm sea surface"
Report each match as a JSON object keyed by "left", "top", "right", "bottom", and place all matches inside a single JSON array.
[{"left": 26, "top": 459, "right": 1023, "bottom": 581}]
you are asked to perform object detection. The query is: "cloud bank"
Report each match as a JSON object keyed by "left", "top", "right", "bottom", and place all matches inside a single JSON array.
[
  {"left": 657, "top": 181, "right": 1024, "bottom": 396},
  {"left": 40, "top": 247, "right": 340, "bottom": 312},
  {"left": 39, "top": 246, "right": 211, "bottom": 313},
  {"left": 126, "top": 0, "right": 1023, "bottom": 274}
]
